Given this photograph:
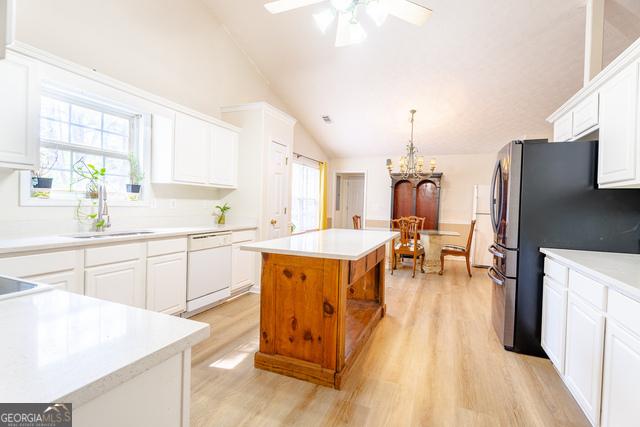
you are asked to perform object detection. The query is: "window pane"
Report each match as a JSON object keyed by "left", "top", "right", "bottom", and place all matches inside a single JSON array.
[
  {"left": 73, "top": 153, "right": 104, "bottom": 171},
  {"left": 40, "top": 147, "right": 70, "bottom": 171},
  {"left": 103, "top": 132, "right": 128, "bottom": 153},
  {"left": 104, "top": 175, "right": 127, "bottom": 193},
  {"left": 103, "top": 114, "right": 130, "bottom": 136},
  {"left": 40, "top": 118, "right": 69, "bottom": 142},
  {"left": 291, "top": 162, "right": 320, "bottom": 233},
  {"left": 70, "top": 105, "right": 101, "bottom": 129},
  {"left": 70, "top": 125, "right": 102, "bottom": 149},
  {"left": 48, "top": 170, "right": 72, "bottom": 191},
  {"left": 105, "top": 157, "right": 130, "bottom": 176},
  {"left": 41, "top": 97, "right": 69, "bottom": 122}
]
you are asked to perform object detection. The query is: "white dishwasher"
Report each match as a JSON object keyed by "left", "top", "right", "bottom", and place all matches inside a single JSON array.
[{"left": 185, "top": 231, "right": 232, "bottom": 315}]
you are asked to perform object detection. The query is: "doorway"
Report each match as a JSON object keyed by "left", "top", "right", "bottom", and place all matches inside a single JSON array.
[{"left": 334, "top": 173, "right": 365, "bottom": 229}]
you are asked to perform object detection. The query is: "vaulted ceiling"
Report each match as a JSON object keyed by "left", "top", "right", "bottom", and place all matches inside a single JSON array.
[{"left": 203, "top": 0, "right": 640, "bottom": 158}]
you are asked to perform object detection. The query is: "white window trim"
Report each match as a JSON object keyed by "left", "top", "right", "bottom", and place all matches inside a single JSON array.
[
  {"left": 20, "top": 85, "right": 152, "bottom": 207},
  {"left": 291, "top": 155, "right": 321, "bottom": 234}
]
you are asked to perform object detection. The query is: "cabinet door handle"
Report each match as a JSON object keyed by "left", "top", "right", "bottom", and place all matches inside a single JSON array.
[
  {"left": 488, "top": 267, "right": 505, "bottom": 286},
  {"left": 270, "top": 219, "right": 277, "bottom": 225},
  {"left": 489, "top": 244, "right": 505, "bottom": 258}
]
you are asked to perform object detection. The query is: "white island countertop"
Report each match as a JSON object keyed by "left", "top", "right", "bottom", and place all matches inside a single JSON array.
[
  {"left": 541, "top": 248, "right": 640, "bottom": 301},
  {"left": 241, "top": 229, "right": 399, "bottom": 261},
  {"left": 0, "top": 289, "right": 209, "bottom": 406}
]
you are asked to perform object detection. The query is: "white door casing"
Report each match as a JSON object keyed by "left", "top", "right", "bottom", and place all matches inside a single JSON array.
[{"left": 266, "top": 141, "right": 289, "bottom": 239}]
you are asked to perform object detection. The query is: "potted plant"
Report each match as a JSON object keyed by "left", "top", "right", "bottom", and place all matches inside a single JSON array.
[
  {"left": 73, "top": 159, "right": 106, "bottom": 199},
  {"left": 31, "top": 150, "right": 58, "bottom": 199},
  {"left": 127, "top": 153, "right": 144, "bottom": 201},
  {"left": 215, "top": 203, "right": 231, "bottom": 225}
]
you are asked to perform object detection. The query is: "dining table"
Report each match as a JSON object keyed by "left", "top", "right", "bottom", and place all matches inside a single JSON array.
[{"left": 366, "top": 227, "right": 462, "bottom": 273}]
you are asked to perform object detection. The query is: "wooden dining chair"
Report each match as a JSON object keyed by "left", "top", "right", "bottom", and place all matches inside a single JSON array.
[
  {"left": 391, "top": 217, "right": 425, "bottom": 278},
  {"left": 438, "top": 220, "right": 477, "bottom": 277},
  {"left": 352, "top": 215, "right": 362, "bottom": 230}
]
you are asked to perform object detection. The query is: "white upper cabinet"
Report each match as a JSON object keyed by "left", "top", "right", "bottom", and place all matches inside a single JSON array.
[
  {"left": 209, "top": 126, "right": 238, "bottom": 188},
  {"left": 598, "top": 62, "right": 639, "bottom": 187},
  {"left": 548, "top": 39, "right": 640, "bottom": 189},
  {"left": 0, "top": 53, "right": 40, "bottom": 170},
  {"left": 174, "top": 112, "right": 210, "bottom": 184},
  {"left": 0, "top": 0, "right": 15, "bottom": 60},
  {"left": 151, "top": 112, "right": 239, "bottom": 189}
]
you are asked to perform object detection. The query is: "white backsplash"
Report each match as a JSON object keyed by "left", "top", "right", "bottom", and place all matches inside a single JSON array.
[{"left": 0, "top": 169, "right": 254, "bottom": 239}]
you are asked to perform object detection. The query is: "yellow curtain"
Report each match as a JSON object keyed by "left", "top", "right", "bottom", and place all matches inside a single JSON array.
[{"left": 319, "top": 162, "right": 328, "bottom": 229}]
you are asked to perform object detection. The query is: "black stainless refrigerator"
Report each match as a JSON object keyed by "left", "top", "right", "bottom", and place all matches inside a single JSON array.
[{"left": 488, "top": 140, "right": 640, "bottom": 356}]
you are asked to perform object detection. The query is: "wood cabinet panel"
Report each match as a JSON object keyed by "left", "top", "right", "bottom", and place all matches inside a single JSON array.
[
  {"left": 416, "top": 180, "right": 439, "bottom": 229},
  {"left": 392, "top": 180, "right": 413, "bottom": 219},
  {"left": 349, "top": 257, "right": 366, "bottom": 284},
  {"left": 541, "top": 277, "right": 568, "bottom": 374},
  {"left": 146, "top": 252, "right": 187, "bottom": 315}
]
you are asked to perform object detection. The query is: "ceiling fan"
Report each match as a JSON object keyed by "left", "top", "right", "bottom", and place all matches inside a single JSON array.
[{"left": 264, "top": 0, "right": 432, "bottom": 47}]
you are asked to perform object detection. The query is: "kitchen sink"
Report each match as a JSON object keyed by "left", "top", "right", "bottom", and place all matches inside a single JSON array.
[
  {"left": 68, "top": 230, "right": 156, "bottom": 239},
  {"left": 0, "top": 276, "right": 52, "bottom": 301}
]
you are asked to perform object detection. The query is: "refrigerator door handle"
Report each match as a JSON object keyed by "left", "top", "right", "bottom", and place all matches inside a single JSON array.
[
  {"left": 489, "top": 244, "right": 505, "bottom": 258},
  {"left": 490, "top": 160, "right": 501, "bottom": 234},
  {"left": 488, "top": 267, "right": 505, "bottom": 286}
]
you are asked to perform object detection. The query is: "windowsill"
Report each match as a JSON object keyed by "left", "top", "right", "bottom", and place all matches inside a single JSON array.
[
  {"left": 19, "top": 171, "right": 149, "bottom": 207},
  {"left": 20, "top": 197, "right": 150, "bottom": 208}
]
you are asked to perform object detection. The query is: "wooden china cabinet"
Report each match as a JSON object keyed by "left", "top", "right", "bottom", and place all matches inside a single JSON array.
[{"left": 389, "top": 173, "right": 442, "bottom": 229}]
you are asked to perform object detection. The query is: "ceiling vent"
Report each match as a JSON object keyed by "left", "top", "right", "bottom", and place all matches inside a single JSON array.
[{"left": 322, "top": 115, "right": 332, "bottom": 124}]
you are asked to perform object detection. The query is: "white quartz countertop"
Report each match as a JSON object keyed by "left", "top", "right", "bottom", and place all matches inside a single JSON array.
[
  {"left": 541, "top": 248, "right": 640, "bottom": 301},
  {"left": 0, "top": 224, "right": 256, "bottom": 256},
  {"left": 0, "top": 289, "right": 209, "bottom": 406},
  {"left": 240, "top": 229, "right": 399, "bottom": 260}
]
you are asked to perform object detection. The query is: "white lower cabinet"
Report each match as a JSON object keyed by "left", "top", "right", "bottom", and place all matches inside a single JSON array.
[
  {"left": 147, "top": 252, "right": 187, "bottom": 315},
  {"left": 541, "top": 277, "right": 568, "bottom": 373},
  {"left": 25, "top": 270, "right": 79, "bottom": 292},
  {"left": 601, "top": 320, "right": 640, "bottom": 427},
  {"left": 85, "top": 259, "right": 145, "bottom": 308},
  {"left": 564, "top": 293, "right": 605, "bottom": 425},
  {"left": 231, "top": 230, "right": 257, "bottom": 293}
]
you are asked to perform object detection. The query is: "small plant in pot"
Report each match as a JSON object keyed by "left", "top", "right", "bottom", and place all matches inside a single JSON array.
[
  {"left": 215, "top": 203, "right": 231, "bottom": 225},
  {"left": 73, "top": 159, "right": 105, "bottom": 199},
  {"left": 127, "top": 153, "right": 144, "bottom": 201},
  {"left": 31, "top": 150, "right": 58, "bottom": 199}
]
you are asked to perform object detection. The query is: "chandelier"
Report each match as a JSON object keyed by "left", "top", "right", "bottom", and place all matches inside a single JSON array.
[{"left": 386, "top": 109, "right": 436, "bottom": 179}]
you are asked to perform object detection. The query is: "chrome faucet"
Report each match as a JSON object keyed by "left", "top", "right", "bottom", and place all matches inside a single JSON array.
[{"left": 96, "top": 184, "right": 111, "bottom": 232}]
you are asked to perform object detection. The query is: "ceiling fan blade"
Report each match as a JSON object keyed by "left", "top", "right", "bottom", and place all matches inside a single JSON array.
[
  {"left": 264, "top": 0, "right": 326, "bottom": 14},
  {"left": 388, "top": 0, "right": 432, "bottom": 26}
]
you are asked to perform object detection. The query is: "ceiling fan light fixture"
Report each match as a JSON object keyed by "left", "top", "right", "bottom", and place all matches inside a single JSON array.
[
  {"left": 313, "top": 8, "right": 336, "bottom": 34},
  {"left": 330, "top": 0, "right": 355, "bottom": 12},
  {"left": 335, "top": 12, "right": 367, "bottom": 47},
  {"left": 366, "top": 0, "right": 389, "bottom": 27}
]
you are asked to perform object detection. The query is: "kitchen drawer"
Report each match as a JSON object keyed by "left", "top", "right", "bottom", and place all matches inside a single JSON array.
[
  {"left": 569, "top": 270, "right": 607, "bottom": 311},
  {"left": 85, "top": 243, "right": 146, "bottom": 267},
  {"left": 349, "top": 257, "right": 366, "bottom": 283},
  {"left": 376, "top": 245, "right": 386, "bottom": 263},
  {"left": 147, "top": 238, "right": 187, "bottom": 257},
  {"left": 366, "top": 251, "right": 378, "bottom": 271},
  {"left": 572, "top": 93, "right": 599, "bottom": 136},
  {"left": 544, "top": 257, "right": 568, "bottom": 286},
  {"left": 232, "top": 229, "right": 257, "bottom": 244},
  {"left": 0, "top": 250, "right": 81, "bottom": 277},
  {"left": 608, "top": 289, "right": 640, "bottom": 337}
]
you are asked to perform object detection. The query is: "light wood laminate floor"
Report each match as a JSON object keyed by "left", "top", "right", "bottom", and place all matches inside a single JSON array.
[{"left": 190, "top": 263, "right": 588, "bottom": 426}]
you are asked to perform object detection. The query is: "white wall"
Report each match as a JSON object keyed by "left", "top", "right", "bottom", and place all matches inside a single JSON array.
[
  {"left": 328, "top": 153, "right": 497, "bottom": 226},
  {"left": 0, "top": 0, "right": 327, "bottom": 237}
]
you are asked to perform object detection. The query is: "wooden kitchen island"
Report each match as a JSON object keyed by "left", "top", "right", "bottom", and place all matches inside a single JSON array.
[{"left": 241, "top": 229, "right": 398, "bottom": 389}]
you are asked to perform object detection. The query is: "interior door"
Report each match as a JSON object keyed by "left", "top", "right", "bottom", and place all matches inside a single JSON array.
[
  {"left": 267, "top": 141, "right": 289, "bottom": 238},
  {"left": 342, "top": 175, "right": 364, "bottom": 229}
]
